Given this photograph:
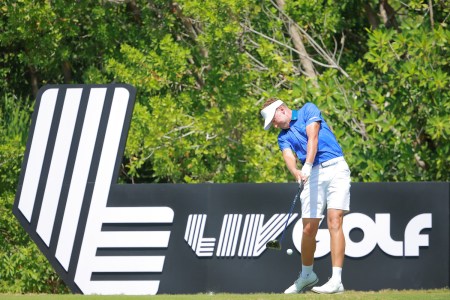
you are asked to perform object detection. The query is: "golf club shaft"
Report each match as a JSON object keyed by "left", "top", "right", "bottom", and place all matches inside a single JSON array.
[
  {"left": 278, "top": 182, "right": 303, "bottom": 245},
  {"left": 266, "top": 182, "right": 305, "bottom": 250}
]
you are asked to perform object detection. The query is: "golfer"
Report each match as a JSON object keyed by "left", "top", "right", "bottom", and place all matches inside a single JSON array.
[{"left": 261, "top": 98, "right": 351, "bottom": 294}]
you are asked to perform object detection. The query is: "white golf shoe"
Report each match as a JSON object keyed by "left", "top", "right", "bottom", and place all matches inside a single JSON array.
[
  {"left": 284, "top": 272, "right": 319, "bottom": 294},
  {"left": 311, "top": 278, "right": 344, "bottom": 294}
]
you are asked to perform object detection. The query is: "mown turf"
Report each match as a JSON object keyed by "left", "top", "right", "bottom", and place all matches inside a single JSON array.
[{"left": 1, "top": 289, "right": 450, "bottom": 300}]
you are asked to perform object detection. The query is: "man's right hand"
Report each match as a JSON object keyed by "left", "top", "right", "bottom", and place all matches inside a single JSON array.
[{"left": 300, "top": 162, "right": 312, "bottom": 183}]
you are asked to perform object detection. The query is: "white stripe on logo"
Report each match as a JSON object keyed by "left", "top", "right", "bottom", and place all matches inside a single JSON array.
[
  {"left": 238, "top": 214, "right": 255, "bottom": 257},
  {"left": 216, "top": 214, "right": 242, "bottom": 257},
  {"left": 55, "top": 88, "right": 107, "bottom": 271},
  {"left": 239, "top": 213, "right": 299, "bottom": 257},
  {"left": 185, "top": 214, "right": 216, "bottom": 257},
  {"left": 18, "top": 88, "right": 58, "bottom": 221},
  {"left": 36, "top": 88, "right": 83, "bottom": 246}
]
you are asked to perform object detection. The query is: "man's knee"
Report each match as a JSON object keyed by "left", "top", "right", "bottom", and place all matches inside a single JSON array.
[
  {"left": 328, "top": 220, "right": 342, "bottom": 233},
  {"left": 327, "top": 213, "right": 343, "bottom": 232},
  {"left": 302, "top": 219, "right": 320, "bottom": 238}
]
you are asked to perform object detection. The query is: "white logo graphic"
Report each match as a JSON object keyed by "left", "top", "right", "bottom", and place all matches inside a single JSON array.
[
  {"left": 14, "top": 85, "right": 173, "bottom": 295},
  {"left": 185, "top": 214, "right": 217, "bottom": 257},
  {"left": 292, "top": 213, "right": 432, "bottom": 257},
  {"left": 185, "top": 213, "right": 298, "bottom": 257}
]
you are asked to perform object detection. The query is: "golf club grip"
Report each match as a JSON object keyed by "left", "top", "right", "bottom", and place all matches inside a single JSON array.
[
  {"left": 297, "top": 180, "right": 304, "bottom": 199},
  {"left": 279, "top": 182, "right": 304, "bottom": 243},
  {"left": 296, "top": 181, "right": 304, "bottom": 219}
]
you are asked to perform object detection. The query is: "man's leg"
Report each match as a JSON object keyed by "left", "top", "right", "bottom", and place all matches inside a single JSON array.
[
  {"left": 284, "top": 218, "right": 320, "bottom": 294},
  {"left": 312, "top": 160, "right": 350, "bottom": 294},
  {"left": 327, "top": 208, "right": 345, "bottom": 268},
  {"left": 311, "top": 208, "right": 345, "bottom": 294},
  {"left": 301, "top": 218, "right": 320, "bottom": 266},
  {"left": 284, "top": 165, "right": 324, "bottom": 294}
]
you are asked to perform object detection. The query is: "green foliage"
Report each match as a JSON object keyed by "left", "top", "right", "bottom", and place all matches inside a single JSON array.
[
  {"left": 0, "top": 93, "right": 31, "bottom": 193},
  {"left": 1, "top": 0, "right": 448, "bottom": 184},
  {"left": 355, "top": 15, "right": 450, "bottom": 181},
  {"left": 0, "top": 140, "right": 24, "bottom": 195},
  {"left": 285, "top": 0, "right": 348, "bottom": 34},
  {"left": 0, "top": 194, "right": 68, "bottom": 293}
]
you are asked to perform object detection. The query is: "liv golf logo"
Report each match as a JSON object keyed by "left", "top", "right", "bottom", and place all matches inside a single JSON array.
[{"left": 13, "top": 84, "right": 174, "bottom": 295}]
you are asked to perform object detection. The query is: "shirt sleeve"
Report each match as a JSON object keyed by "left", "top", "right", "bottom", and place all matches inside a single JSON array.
[
  {"left": 303, "top": 103, "right": 322, "bottom": 126},
  {"left": 278, "top": 132, "right": 291, "bottom": 151}
]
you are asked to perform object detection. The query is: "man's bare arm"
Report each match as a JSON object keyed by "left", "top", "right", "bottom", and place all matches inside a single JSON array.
[
  {"left": 282, "top": 148, "right": 302, "bottom": 182},
  {"left": 305, "top": 122, "right": 320, "bottom": 164},
  {"left": 300, "top": 121, "right": 320, "bottom": 181}
]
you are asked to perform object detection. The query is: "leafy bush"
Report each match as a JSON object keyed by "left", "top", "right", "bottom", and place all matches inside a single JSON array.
[{"left": 0, "top": 193, "right": 69, "bottom": 293}]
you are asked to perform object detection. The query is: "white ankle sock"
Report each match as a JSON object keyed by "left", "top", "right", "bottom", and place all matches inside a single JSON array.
[
  {"left": 331, "top": 267, "right": 342, "bottom": 282},
  {"left": 301, "top": 264, "right": 313, "bottom": 278}
]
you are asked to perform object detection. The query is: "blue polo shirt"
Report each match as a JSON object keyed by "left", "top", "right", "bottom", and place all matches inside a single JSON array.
[{"left": 278, "top": 102, "right": 343, "bottom": 166}]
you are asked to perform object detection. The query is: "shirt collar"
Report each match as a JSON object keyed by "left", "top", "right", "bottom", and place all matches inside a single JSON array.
[{"left": 291, "top": 110, "right": 298, "bottom": 121}]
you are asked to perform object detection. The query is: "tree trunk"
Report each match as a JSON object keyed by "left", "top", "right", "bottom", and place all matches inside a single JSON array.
[
  {"left": 29, "top": 66, "right": 39, "bottom": 98},
  {"left": 429, "top": 0, "right": 434, "bottom": 29},
  {"left": 171, "top": 2, "right": 208, "bottom": 88},
  {"left": 364, "top": 3, "right": 380, "bottom": 29},
  {"left": 62, "top": 61, "right": 72, "bottom": 84},
  {"left": 275, "top": 0, "right": 317, "bottom": 80},
  {"left": 379, "top": 0, "right": 399, "bottom": 30},
  {"left": 127, "top": 0, "right": 142, "bottom": 24}
]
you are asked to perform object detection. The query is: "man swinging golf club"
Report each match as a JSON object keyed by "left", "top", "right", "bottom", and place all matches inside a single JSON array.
[{"left": 261, "top": 99, "right": 351, "bottom": 294}]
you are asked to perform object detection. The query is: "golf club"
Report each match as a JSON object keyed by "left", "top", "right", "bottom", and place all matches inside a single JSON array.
[{"left": 266, "top": 180, "right": 304, "bottom": 250}]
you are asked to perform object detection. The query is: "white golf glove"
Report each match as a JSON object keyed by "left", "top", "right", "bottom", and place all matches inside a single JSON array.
[{"left": 301, "top": 162, "right": 313, "bottom": 179}]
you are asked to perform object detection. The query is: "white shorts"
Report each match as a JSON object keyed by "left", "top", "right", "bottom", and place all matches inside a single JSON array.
[{"left": 300, "top": 157, "right": 351, "bottom": 218}]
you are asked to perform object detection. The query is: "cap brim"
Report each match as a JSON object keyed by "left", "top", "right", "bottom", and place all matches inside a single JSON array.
[
  {"left": 261, "top": 100, "right": 283, "bottom": 130},
  {"left": 264, "top": 118, "right": 273, "bottom": 130}
]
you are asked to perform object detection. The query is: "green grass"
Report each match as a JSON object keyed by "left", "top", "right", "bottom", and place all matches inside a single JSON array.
[{"left": 1, "top": 289, "right": 450, "bottom": 300}]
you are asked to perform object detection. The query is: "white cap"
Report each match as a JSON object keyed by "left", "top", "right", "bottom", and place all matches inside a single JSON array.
[{"left": 260, "top": 100, "right": 284, "bottom": 130}]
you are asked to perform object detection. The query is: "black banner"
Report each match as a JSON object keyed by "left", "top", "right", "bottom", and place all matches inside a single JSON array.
[{"left": 106, "top": 182, "right": 449, "bottom": 293}]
